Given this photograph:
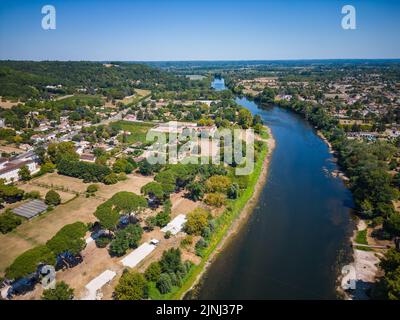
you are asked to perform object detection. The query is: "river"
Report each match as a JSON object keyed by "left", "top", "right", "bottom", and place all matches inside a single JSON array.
[{"left": 194, "top": 78, "right": 354, "bottom": 299}]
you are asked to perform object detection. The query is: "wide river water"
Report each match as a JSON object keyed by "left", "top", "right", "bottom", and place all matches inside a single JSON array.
[{"left": 194, "top": 78, "right": 354, "bottom": 299}]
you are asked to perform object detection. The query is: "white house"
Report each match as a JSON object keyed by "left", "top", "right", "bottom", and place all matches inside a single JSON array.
[{"left": 0, "top": 160, "right": 39, "bottom": 183}]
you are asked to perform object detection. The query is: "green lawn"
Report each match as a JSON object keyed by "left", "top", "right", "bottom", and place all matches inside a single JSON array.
[
  {"left": 54, "top": 94, "right": 104, "bottom": 107},
  {"left": 355, "top": 229, "right": 368, "bottom": 245},
  {"left": 354, "top": 229, "right": 373, "bottom": 251},
  {"left": 110, "top": 120, "right": 154, "bottom": 144}
]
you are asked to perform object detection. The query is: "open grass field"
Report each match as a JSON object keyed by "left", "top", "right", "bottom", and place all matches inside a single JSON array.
[
  {"left": 110, "top": 120, "right": 154, "bottom": 144},
  {"left": 52, "top": 94, "right": 104, "bottom": 107}
]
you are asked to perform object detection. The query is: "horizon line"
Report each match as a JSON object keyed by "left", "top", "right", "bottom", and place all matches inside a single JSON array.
[{"left": 1, "top": 58, "right": 400, "bottom": 63}]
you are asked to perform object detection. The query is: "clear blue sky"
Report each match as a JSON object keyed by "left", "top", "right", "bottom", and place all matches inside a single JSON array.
[{"left": 0, "top": 0, "right": 399, "bottom": 61}]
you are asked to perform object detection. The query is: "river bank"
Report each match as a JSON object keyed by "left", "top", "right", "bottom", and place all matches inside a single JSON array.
[
  {"left": 316, "top": 130, "right": 383, "bottom": 299},
  {"left": 338, "top": 219, "right": 383, "bottom": 300},
  {"left": 174, "top": 127, "right": 275, "bottom": 299}
]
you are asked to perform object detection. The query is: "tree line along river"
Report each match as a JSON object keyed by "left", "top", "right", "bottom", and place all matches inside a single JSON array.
[{"left": 193, "top": 78, "right": 355, "bottom": 299}]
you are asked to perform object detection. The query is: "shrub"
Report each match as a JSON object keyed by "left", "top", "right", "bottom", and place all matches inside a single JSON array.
[
  {"left": 186, "top": 182, "right": 204, "bottom": 201},
  {"left": 155, "top": 211, "right": 171, "bottom": 227},
  {"left": 164, "top": 231, "right": 171, "bottom": 239},
  {"left": 168, "top": 272, "right": 182, "bottom": 287},
  {"left": 195, "top": 238, "right": 208, "bottom": 257},
  {"left": 204, "top": 192, "right": 226, "bottom": 207},
  {"left": 24, "top": 191, "right": 41, "bottom": 199},
  {"left": 0, "top": 209, "right": 22, "bottom": 234},
  {"left": 201, "top": 227, "right": 211, "bottom": 240},
  {"left": 145, "top": 216, "right": 156, "bottom": 231},
  {"left": 118, "top": 172, "right": 127, "bottom": 181},
  {"left": 45, "top": 190, "right": 61, "bottom": 206},
  {"left": 86, "top": 184, "right": 99, "bottom": 194},
  {"left": 103, "top": 173, "right": 119, "bottom": 185},
  {"left": 180, "top": 235, "right": 193, "bottom": 249}
]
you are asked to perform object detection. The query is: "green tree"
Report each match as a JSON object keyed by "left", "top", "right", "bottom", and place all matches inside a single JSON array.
[
  {"left": 41, "top": 281, "right": 74, "bottom": 300},
  {"left": 376, "top": 249, "right": 400, "bottom": 300},
  {"left": 46, "top": 222, "right": 87, "bottom": 255},
  {"left": 0, "top": 182, "right": 24, "bottom": 203},
  {"left": 159, "top": 248, "right": 182, "bottom": 274},
  {"left": 186, "top": 181, "right": 204, "bottom": 201},
  {"left": 141, "top": 182, "right": 166, "bottom": 204},
  {"left": 155, "top": 211, "right": 171, "bottom": 227},
  {"left": 114, "top": 272, "right": 148, "bottom": 300},
  {"left": 109, "top": 224, "right": 143, "bottom": 256},
  {"left": 45, "top": 190, "right": 61, "bottom": 206},
  {"left": 39, "top": 162, "right": 56, "bottom": 175},
  {"left": 184, "top": 208, "right": 210, "bottom": 235},
  {"left": 0, "top": 209, "right": 22, "bottom": 234},
  {"left": 205, "top": 175, "right": 232, "bottom": 193},
  {"left": 227, "top": 183, "right": 240, "bottom": 199},
  {"left": 156, "top": 273, "right": 172, "bottom": 294},
  {"left": 238, "top": 108, "right": 253, "bottom": 129},
  {"left": 144, "top": 262, "right": 162, "bottom": 282},
  {"left": 113, "top": 158, "right": 134, "bottom": 174},
  {"left": 6, "top": 245, "right": 56, "bottom": 280},
  {"left": 94, "top": 206, "right": 120, "bottom": 231},
  {"left": 48, "top": 142, "right": 79, "bottom": 164},
  {"left": 18, "top": 165, "right": 31, "bottom": 181}
]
